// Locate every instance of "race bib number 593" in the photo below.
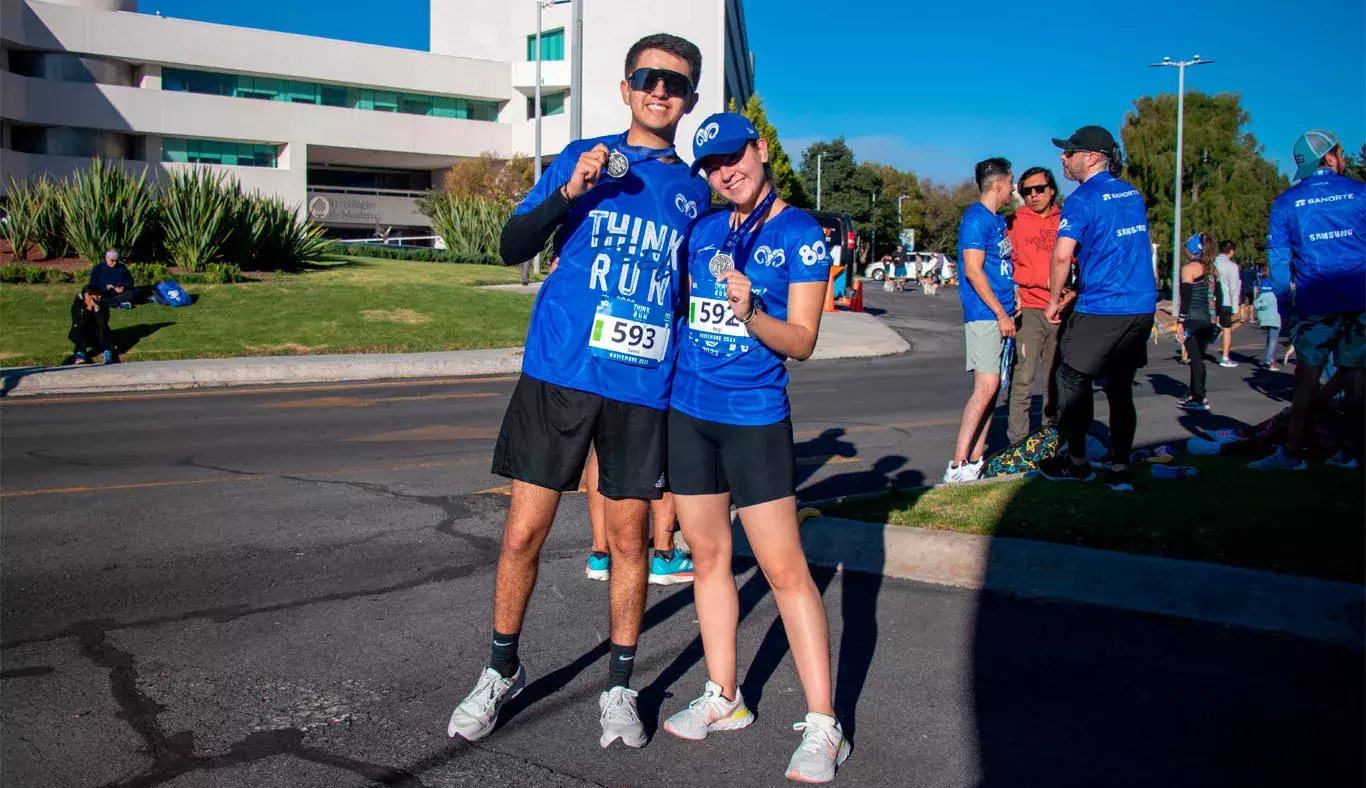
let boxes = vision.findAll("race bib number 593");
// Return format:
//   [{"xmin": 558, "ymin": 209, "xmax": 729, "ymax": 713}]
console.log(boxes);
[{"xmin": 589, "ymin": 298, "xmax": 670, "ymax": 367}]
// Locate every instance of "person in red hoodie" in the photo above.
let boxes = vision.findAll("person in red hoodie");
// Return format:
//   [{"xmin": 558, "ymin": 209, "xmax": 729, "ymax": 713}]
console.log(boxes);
[{"xmin": 1005, "ymin": 167, "xmax": 1072, "ymax": 444}]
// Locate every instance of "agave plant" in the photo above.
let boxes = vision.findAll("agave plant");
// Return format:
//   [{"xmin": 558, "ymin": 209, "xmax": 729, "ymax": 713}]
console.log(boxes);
[
  {"xmin": 31, "ymin": 177, "xmax": 70, "ymax": 259},
  {"xmin": 57, "ymin": 158, "xmax": 153, "ymax": 264},
  {"xmin": 160, "ymin": 167, "xmax": 238, "ymax": 272},
  {"xmin": 232, "ymin": 192, "xmax": 329, "ymax": 270},
  {"xmin": 419, "ymin": 192, "xmax": 511, "ymax": 257},
  {"xmin": 1, "ymin": 177, "xmax": 43, "ymax": 261}
]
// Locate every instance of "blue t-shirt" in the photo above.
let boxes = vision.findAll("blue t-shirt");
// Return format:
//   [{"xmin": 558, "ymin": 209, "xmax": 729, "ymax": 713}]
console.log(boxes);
[
  {"xmin": 1057, "ymin": 171, "xmax": 1157, "ymax": 316},
  {"xmin": 1267, "ymin": 168, "xmax": 1366, "ymax": 317},
  {"xmin": 514, "ymin": 134, "xmax": 711, "ymax": 410},
  {"xmin": 956, "ymin": 202, "xmax": 1015, "ymax": 322},
  {"xmin": 671, "ymin": 207, "xmax": 831, "ymax": 426}
]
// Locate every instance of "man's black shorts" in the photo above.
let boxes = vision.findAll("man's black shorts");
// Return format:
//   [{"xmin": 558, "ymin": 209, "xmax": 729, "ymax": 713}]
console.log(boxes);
[
  {"xmin": 492, "ymin": 374, "xmax": 666, "ymax": 500},
  {"xmin": 1218, "ymin": 306, "xmax": 1235, "ymax": 329},
  {"xmin": 1059, "ymin": 312, "xmax": 1155, "ymax": 378},
  {"xmin": 666, "ymin": 409, "xmax": 794, "ymax": 509}
]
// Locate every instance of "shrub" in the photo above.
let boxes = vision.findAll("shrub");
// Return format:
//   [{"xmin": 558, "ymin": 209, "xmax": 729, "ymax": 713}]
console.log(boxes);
[
  {"xmin": 160, "ymin": 167, "xmax": 238, "ymax": 272},
  {"xmin": 31, "ymin": 177, "xmax": 69, "ymax": 259},
  {"xmin": 178, "ymin": 263, "xmax": 241, "ymax": 284},
  {"xmin": 1, "ymin": 177, "xmax": 44, "ymax": 260},
  {"xmin": 126, "ymin": 262, "xmax": 171, "ymax": 286},
  {"xmin": 417, "ymin": 192, "xmax": 510, "ymax": 258},
  {"xmin": 323, "ymin": 241, "xmax": 501, "ymax": 266},
  {"xmin": 0, "ymin": 265, "xmax": 80, "ymax": 284},
  {"xmin": 57, "ymin": 158, "xmax": 154, "ymax": 264},
  {"xmin": 230, "ymin": 193, "xmax": 330, "ymax": 271}
]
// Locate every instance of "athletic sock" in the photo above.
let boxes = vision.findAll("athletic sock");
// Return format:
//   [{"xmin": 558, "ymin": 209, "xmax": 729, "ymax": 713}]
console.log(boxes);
[
  {"xmin": 655, "ymin": 548, "xmax": 675, "ymax": 563},
  {"xmin": 608, "ymin": 642, "xmax": 636, "ymax": 689},
  {"xmin": 590, "ymin": 550, "xmax": 609, "ymax": 560},
  {"xmin": 489, "ymin": 630, "xmax": 520, "ymax": 679}
]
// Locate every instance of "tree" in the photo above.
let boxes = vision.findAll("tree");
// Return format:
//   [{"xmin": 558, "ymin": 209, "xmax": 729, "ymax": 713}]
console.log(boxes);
[
  {"xmin": 729, "ymin": 94, "xmax": 807, "ymax": 206},
  {"xmin": 797, "ymin": 138, "xmax": 882, "ymax": 259},
  {"xmin": 918, "ymin": 179, "xmax": 979, "ymax": 255},
  {"xmin": 1344, "ymin": 142, "xmax": 1366, "ymax": 182},
  {"xmin": 442, "ymin": 152, "xmax": 535, "ymax": 206},
  {"xmin": 1121, "ymin": 91, "xmax": 1289, "ymax": 272}
]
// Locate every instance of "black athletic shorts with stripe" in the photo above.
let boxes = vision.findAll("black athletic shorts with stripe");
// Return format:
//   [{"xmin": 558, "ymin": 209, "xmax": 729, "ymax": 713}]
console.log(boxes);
[
  {"xmin": 492, "ymin": 374, "xmax": 666, "ymax": 500},
  {"xmin": 666, "ymin": 409, "xmax": 795, "ymax": 509}
]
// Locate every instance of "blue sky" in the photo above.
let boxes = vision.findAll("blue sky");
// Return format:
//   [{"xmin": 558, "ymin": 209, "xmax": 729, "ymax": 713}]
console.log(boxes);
[{"xmin": 148, "ymin": 0, "xmax": 1365, "ymax": 188}]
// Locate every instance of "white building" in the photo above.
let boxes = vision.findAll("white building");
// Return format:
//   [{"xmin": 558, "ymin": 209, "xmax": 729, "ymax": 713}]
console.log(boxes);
[{"xmin": 0, "ymin": 0, "xmax": 754, "ymax": 236}]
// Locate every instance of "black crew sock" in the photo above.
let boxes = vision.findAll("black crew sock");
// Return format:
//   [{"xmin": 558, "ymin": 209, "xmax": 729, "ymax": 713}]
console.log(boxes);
[
  {"xmin": 590, "ymin": 550, "xmax": 609, "ymax": 560},
  {"xmin": 655, "ymin": 548, "xmax": 675, "ymax": 563},
  {"xmin": 490, "ymin": 630, "xmax": 520, "ymax": 679},
  {"xmin": 608, "ymin": 642, "xmax": 636, "ymax": 689}
]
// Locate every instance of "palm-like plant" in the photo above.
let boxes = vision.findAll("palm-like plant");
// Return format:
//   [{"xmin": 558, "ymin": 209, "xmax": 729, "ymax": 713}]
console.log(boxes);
[
  {"xmin": 419, "ymin": 193, "xmax": 511, "ymax": 257},
  {"xmin": 57, "ymin": 158, "xmax": 153, "ymax": 264},
  {"xmin": 232, "ymin": 193, "xmax": 330, "ymax": 270},
  {"xmin": 1, "ymin": 177, "xmax": 43, "ymax": 261},
  {"xmin": 160, "ymin": 167, "xmax": 238, "ymax": 272}
]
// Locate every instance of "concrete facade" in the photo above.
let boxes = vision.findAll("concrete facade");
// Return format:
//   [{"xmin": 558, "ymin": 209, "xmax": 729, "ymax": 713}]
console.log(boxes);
[{"xmin": 0, "ymin": 0, "xmax": 753, "ymax": 234}]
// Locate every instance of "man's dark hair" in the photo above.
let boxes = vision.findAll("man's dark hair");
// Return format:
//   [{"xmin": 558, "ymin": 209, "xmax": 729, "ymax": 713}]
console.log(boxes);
[
  {"xmin": 625, "ymin": 33, "xmax": 702, "ymax": 84},
  {"xmin": 81, "ymin": 284, "xmax": 102, "ymax": 298},
  {"xmin": 974, "ymin": 157, "xmax": 1012, "ymax": 194},
  {"xmin": 1017, "ymin": 166, "xmax": 1059, "ymax": 205},
  {"xmin": 1218, "ymin": 240, "xmax": 1236, "ymax": 254}
]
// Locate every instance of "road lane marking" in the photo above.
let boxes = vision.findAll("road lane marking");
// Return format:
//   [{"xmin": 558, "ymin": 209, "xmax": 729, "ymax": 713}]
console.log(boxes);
[
  {"xmin": 346, "ymin": 425, "xmax": 501, "ymax": 442},
  {"xmin": 1, "ymin": 456, "xmax": 490, "ymax": 499},
  {"xmin": 263, "ymin": 392, "xmax": 499, "ymax": 409},
  {"xmin": 0, "ymin": 375, "xmax": 518, "ymax": 407}
]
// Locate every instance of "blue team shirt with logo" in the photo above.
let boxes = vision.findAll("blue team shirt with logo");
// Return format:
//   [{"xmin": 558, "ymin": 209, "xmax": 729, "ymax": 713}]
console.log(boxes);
[
  {"xmin": 1267, "ymin": 169, "xmax": 1366, "ymax": 316},
  {"xmin": 1057, "ymin": 171, "xmax": 1157, "ymax": 316},
  {"xmin": 514, "ymin": 134, "xmax": 711, "ymax": 410},
  {"xmin": 956, "ymin": 202, "xmax": 1015, "ymax": 322},
  {"xmin": 671, "ymin": 207, "xmax": 831, "ymax": 426}
]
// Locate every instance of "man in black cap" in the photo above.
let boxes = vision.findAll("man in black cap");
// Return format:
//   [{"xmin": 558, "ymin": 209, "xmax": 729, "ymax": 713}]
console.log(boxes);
[{"xmin": 1037, "ymin": 126, "xmax": 1156, "ymax": 491}]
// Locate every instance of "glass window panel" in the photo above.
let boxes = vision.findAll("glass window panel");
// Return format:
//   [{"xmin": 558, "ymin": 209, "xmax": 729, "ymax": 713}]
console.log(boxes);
[
  {"xmin": 162, "ymin": 68, "xmax": 189, "ymax": 92},
  {"xmin": 544, "ymin": 91, "xmax": 566, "ymax": 116},
  {"xmin": 431, "ymin": 96, "xmax": 456, "ymax": 118},
  {"xmin": 372, "ymin": 90, "xmax": 398, "ymax": 112},
  {"xmin": 319, "ymin": 84, "xmax": 347, "ymax": 107},
  {"xmin": 220, "ymin": 145, "xmax": 239, "ymax": 167},
  {"xmin": 399, "ymin": 93, "xmax": 432, "ymax": 116},
  {"xmin": 543, "ymin": 29, "xmax": 565, "ymax": 61},
  {"xmin": 286, "ymin": 81, "xmax": 317, "ymax": 104},
  {"xmin": 162, "ymin": 138, "xmax": 187, "ymax": 163}
]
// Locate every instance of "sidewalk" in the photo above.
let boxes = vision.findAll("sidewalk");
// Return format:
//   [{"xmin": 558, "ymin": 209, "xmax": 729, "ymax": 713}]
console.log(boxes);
[{"xmin": 0, "ymin": 310, "xmax": 906, "ymax": 397}]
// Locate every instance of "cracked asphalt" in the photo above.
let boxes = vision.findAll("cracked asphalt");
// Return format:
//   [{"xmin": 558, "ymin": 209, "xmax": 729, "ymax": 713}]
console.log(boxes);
[{"xmin": 3, "ymin": 289, "xmax": 1362, "ymax": 787}]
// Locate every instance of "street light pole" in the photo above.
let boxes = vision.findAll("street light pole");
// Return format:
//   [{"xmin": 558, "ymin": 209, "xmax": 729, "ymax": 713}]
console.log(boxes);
[
  {"xmin": 1150, "ymin": 54, "xmax": 1214, "ymax": 314},
  {"xmin": 569, "ymin": 0, "xmax": 582, "ymax": 141},
  {"xmin": 870, "ymin": 191, "xmax": 878, "ymax": 261},
  {"xmin": 816, "ymin": 153, "xmax": 823, "ymax": 211}
]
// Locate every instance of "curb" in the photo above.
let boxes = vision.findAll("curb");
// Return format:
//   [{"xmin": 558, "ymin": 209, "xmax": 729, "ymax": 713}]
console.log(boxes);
[{"xmin": 731, "ymin": 515, "xmax": 1365, "ymax": 646}]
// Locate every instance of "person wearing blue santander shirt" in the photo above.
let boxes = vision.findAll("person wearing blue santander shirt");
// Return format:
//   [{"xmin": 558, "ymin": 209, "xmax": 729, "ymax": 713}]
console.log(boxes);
[
  {"xmin": 659, "ymin": 112, "xmax": 850, "ymax": 784},
  {"xmin": 447, "ymin": 33, "xmax": 711, "ymax": 751},
  {"xmin": 943, "ymin": 157, "xmax": 1017, "ymax": 484},
  {"xmin": 1249, "ymin": 129, "xmax": 1366, "ymax": 471},
  {"xmin": 1036, "ymin": 126, "xmax": 1156, "ymax": 492}
]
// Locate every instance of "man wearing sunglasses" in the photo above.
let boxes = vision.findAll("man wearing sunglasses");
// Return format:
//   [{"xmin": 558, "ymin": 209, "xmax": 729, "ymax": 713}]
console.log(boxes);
[
  {"xmin": 1038, "ymin": 126, "xmax": 1156, "ymax": 492},
  {"xmin": 447, "ymin": 33, "xmax": 710, "ymax": 750},
  {"xmin": 1005, "ymin": 166, "xmax": 1066, "ymax": 444}
]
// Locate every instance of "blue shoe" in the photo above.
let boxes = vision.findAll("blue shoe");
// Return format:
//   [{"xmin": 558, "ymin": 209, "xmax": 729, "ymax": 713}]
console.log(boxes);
[
  {"xmin": 73, "ymin": 351, "xmax": 88, "ymax": 365},
  {"xmin": 649, "ymin": 550, "xmax": 694, "ymax": 586},
  {"xmin": 102, "ymin": 350, "xmax": 115, "ymax": 364},
  {"xmin": 585, "ymin": 552, "xmax": 610, "ymax": 581}
]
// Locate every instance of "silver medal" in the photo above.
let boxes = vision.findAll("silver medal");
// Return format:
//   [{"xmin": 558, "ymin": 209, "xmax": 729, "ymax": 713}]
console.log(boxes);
[
  {"xmin": 606, "ymin": 151, "xmax": 630, "ymax": 179},
  {"xmin": 708, "ymin": 252, "xmax": 735, "ymax": 277}
]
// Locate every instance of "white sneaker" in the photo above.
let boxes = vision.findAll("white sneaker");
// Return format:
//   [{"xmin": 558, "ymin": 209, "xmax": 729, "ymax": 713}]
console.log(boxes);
[
  {"xmin": 1247, "ymin": 447, "xmax": 1307, "ymax": 471},
  {"xmin": 447, "ymin": 664, "xmax": 526, "ymax": 741},
  {"xmin": 599, "ymin": 686, "xmax": 647, "ymax": 749},
  {"xmin": 1325, "ymin": 450, "xmax": 1360, "ymax": 469},
  {"xmin": 662, "ymin": 680, "xmax": 755, "ymax": 741},
  {"xmin": 785, "ymin": 712, "xmax": 851, "ymax": 783},
  {"xmin": 941, "ymin": 459, "xmax": 982, "ymax": 484},
  {"xmin": 1218, "ymin": 357, "xmax": 1239, "ymax": 368}
]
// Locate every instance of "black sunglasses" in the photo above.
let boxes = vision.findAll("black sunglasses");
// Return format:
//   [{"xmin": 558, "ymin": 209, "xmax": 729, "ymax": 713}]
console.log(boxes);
[
  {"xmin": 1020, "ymin": 184, "xmax": 1052, "ymax": 196},
  {"xmin": 628, "ymin": 67, "xmax": 694, "ymax": 99}
]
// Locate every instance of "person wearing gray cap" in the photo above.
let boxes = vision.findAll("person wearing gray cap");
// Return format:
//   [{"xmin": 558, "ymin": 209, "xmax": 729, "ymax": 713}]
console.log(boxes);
[
  {"xmin": 1248, "ymin": 129, "xmax": 1366, "ymax": 471},
  {"xmin": 1036, "ymin": 126, "xmax": 1156, "ymax": 492}
]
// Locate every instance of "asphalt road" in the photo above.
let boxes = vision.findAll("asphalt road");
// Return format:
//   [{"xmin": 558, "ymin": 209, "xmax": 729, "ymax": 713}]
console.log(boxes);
[{"xmin": 3, "ymin": 288, "xmax": 1361, "ymax": 787}]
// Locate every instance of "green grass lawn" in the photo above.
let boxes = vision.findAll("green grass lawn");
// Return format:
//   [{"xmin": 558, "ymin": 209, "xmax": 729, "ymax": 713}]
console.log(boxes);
[
  {"xmin": 1, "ymin": 256, "xmax": 539, "ymax": 366},
  {"xmin": 825, "ymin": 457, "xmax": 1365, "ymax": 584}
]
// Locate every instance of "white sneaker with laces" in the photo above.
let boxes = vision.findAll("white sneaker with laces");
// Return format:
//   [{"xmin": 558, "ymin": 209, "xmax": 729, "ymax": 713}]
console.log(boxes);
[
  {"xmin": 447, "ymin": 664, "xmax": 525, "ymax": 741},
  {"xmin": 1247, "ymin": 447, "xmax": 1307, "ymax": 471},
  {"xmin": 662, "ymin": 680, "xmax": 755, "ymax": 741},
  {"xmin": 1219, "ymin": 357, "xmax": 1239, "ymax": 368},
  {"xmin": 785, "ymin": 712, "xmax": 851, "ymax": 783},
  {"xmin": 599, "ymin": 686, "xmax": 647, "ymax": 749},
  {"xmin": 941, "ymin": 459, "xmax": 983, "ymax": 484}
]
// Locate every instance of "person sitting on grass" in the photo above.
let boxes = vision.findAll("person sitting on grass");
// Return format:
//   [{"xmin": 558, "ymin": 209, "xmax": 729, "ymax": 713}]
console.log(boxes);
[
  {"xmin": 70, "ymin": 285, "xmax": 115, "ymax": 365},
  {"xmin": 88, "ymin": 248, "xmax": 146, "ymax": 309}
]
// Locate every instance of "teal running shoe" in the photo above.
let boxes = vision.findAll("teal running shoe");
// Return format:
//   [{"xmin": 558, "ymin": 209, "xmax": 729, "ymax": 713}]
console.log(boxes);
[
  {"xmin": 585, "ymin": 552, "xmax": 610, "ymax": 581},
  {"xmin": 648, "ymin": 550, "xmax": 694, "ymax": 586}
]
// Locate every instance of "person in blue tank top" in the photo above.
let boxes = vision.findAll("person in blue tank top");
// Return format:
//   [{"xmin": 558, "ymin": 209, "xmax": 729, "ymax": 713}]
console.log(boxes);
[
  {"xmin": 943, "ymin": 157, "xmax": 1016, "ymax": 484},
  {"xmin": 1249, "ymin": 129, "xmax": 1366, "ymax": 471},
  {"xmin": 1036, "ymin": 126, "xmax": 1156, "ymax": 492},
  {"xmin": 658, "ymin": 112, "xmax": 850, "ymax": 784},
  {"xmin": 447, "ymin": 33, "xmax": 711, "ymax": 751}
]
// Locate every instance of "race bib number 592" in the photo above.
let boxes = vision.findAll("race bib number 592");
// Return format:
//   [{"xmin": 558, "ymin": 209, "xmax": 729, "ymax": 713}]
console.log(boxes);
[{"xmin": 689, "ymin": 295, "xmax": 749, "ymax": 338}]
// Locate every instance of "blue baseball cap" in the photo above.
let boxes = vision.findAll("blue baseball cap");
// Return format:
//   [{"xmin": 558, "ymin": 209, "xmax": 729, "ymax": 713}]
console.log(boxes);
[
  {"xmin": 1292, "ymin": 129, "xmax": 1340, "ymax": 181},
  {"xmin": 690, "ymin": 112, "xmax": 760, "ymax": 175},
  {"xmin": 1185, "ymin": 234, "xmax": 1203, "ymax": 257}
]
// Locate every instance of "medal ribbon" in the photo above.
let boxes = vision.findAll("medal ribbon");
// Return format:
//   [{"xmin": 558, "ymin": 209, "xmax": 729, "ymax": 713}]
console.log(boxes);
[
  {"xmin": 611, "ymin": 131, "xmax": 676, "ymax": 167},
  {"xmin": 720, "ymin": 187, "xmax": 778, "ymax": 270}
]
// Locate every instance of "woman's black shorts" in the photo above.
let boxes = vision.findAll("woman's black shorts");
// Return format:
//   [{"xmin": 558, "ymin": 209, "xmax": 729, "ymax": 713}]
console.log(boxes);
[{"xmin": 666, "ymin": 409, "xmax": 794, "ymax": 508}]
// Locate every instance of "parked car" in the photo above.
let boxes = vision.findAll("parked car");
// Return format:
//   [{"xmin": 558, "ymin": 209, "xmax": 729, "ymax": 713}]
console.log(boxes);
[{"xmin": 866, "ymin": 251, "xmax": 950, "ymax": 281}]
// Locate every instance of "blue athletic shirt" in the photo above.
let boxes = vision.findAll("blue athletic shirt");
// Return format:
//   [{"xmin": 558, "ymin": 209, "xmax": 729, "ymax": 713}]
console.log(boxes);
[
  {"xmin": 1057, "ymin": 171, "xmax": 1157, "ymax": 316},
  {"xmin": 514, "ymin": 134, "xmax": 711, "ymax": 410},
  {"xmin": 1267, "ymin": 168, "xmax": 1366, "ymax": 317},
  {"xmin": 956, "ymin": 202, "xmax": 1015, "ymax": 322},
  {"xmin": 671, "ymin": 207, "xmax": 831, "ymax": 426}
]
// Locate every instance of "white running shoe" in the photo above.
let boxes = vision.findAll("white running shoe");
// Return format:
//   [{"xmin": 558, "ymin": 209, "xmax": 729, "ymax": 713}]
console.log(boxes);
[
  {"xmin": 1218, "ymin": 357, "xmax": 1239, "ymax": 368},
  {"xmin": 785, "ymin": 712, "xmax": 851, "ymax": 783},
  {"xmin": 447, "ymin": 664, "xmax": 526, "ymax": 741},
  {"xmin": 598, "ymin": 686, "xmax": 647, "ymax": 749},
  {"xmin": 941, "ymin": 459, "xmax": 983, "ymax": 484},
  {"xmin": 662, "ymin": 680, "xmax": 756, "ymax": 741},
  {"xmin": 1247, "ymin": 447, "xmax": 1307, "ymax": 471}
]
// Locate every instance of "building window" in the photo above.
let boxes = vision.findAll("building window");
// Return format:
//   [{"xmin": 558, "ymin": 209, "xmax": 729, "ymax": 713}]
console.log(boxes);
[
  {"xmin": 162, "ymin": 137, "xmax": 279, "ymax": 168},
  {"xmin": 160, "ymin": 67, "xmax": 500, "ymax": 122},
  {"xmin": 526, "ymin": 28, "xmax": 565, "ymax": 61},
  {"xmin": 526, "ymin": 91, "xmax": 567, "ymax": 120},
  {"xmin": 7, "ymin": 124, "xmax": 134, "ymax": 158}
]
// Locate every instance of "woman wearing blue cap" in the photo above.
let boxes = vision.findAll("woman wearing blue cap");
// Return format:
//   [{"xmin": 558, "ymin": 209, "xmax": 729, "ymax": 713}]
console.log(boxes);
[
  {"xmin": 1177, "ymin": 232, "xmax": 1218, "ymax": 410},
  {"xmin": 661, "ymin": 111, "xmax": 850, "ymax": 783}
]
